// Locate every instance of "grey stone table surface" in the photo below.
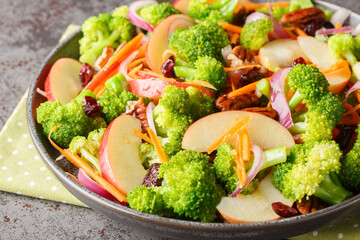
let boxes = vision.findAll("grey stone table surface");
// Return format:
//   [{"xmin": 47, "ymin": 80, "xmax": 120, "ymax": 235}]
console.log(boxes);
[{"xmin": 0, "ymin": 0, "xmax": 359, "ymax": 239}]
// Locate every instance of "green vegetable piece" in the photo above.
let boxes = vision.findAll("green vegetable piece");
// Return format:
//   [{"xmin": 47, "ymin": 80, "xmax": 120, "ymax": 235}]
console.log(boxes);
[
  {"xmin": 138, "ymin": 2, "xmax": 181, "ymax": 27},
  {"xmin": 105, "ymin": 73, "xmax": 129, "ymax": 94},
  {"xmin": 256, "ymin": 78, "xmax": 270, "ymax": 99},
  {"xmin": 240, "ymin": 18, "xmax": 274, "ymax": 51}
]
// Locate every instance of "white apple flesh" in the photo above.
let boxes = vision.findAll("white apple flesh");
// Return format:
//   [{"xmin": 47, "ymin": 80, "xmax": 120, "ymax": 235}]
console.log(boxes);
[
  {"xmin": 44, "ymin": 58, "xmax": 83, "ymax": 104},
  {"xmin": 99, "ymin": 115, "xmax": 147, "ymax": 195},
  {"xmin": 182, "ymin": 111, "xmax": 295, "ymax": 152}
]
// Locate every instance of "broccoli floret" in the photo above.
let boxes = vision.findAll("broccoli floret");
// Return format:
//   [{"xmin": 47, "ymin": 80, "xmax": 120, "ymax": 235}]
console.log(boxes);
[
  {"xmin": 289, "ymin": 0, "xmax": 314, "ymax": 12},
  {"xmin": 272, "ymin": 140, "xmax": 353, "ymax": 205},
  {"xmin": 328, "ymin": 33, "xmax": 358, "ymax": 67},
  {"xmin": 187, "ymin": 0, "xmax": 238, "ymax": 23},
  {"xmin": 127, "ymin": 186, "xmax": 166, "ymax": 215},
  {"xmin": 240, "ymin": 17, "xmax": 274, "ymax": 51},
  {"xmin": 158, "ymin": 150, "xmax": 225, "ymax": 222},
  {"xmin": 174, "ymin": 56, "xmax": 226, "ymax": 90},
  {"xmin": 152, "ymin": 85, "xmax": 214, "ymax": 156},
  {"xmin": 339, "ymin": 125, "xmax": 360, "ymax": 193},
  {"xmin": 36, "ymin": 99, "xmax": 107, "ymax": 148},
  {"xmin": 79, "ymin": 13, "xmax": 135, "ymax": 65},
  {"xmin": 214, "ymin": 143, "xmax": 287, "ymax": 194},
  {"xmin": 69, "ymin": 128, "xmax": 106, "ymax": 173},
  {"xmin": 139, "ymin": 142, "xmax": 161, "ymax": 169},
  {"xmin": 138, "ymin": 3, "xmax": 181, "ymax": 27},
  {"xmin": 168, "ymin": 21, "xmax": 230, "ymax": 66},
  {"xmin": 112, "ymin": 6, "xmax": 128, "ymax": 18}
]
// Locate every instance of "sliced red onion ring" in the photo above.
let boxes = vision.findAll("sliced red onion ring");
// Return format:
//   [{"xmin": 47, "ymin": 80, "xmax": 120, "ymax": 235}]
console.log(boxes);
[
  {"xmin": 245, "ymin": 12, "xmax": 290, "ymax": 39},
  {"xmin": 270, "ymin": 68, "xmax": 294, "ymax": 129},
  {"xmin": 146, "ymin": 101, "xmax": 157, "ymax": 135},
  {"xmin": 330, "ymin": 7, "xmax": 351, "ymax": 26},
  {"xmin": 127, "ymin": 0, "xmax": 157, "ymax": 32},
  {"xmin": 316, "ymin": 26, "xmax": 353, "ymax": 36},
  {"xmin": 78, "ymin": 169, "xmax": 117, "ymax": 202},
  {"xmin": 221, "ymin": 45, "xmax": 233, "ymax": 67},
  {"xmin": 118, "ymin": 50, "xmax": 139, "ymax": 81},
  {"xmin": 230, "ymin": 144, "xmax": 264, "ymax": 197},
  {"xmin": 344, "ymin": 80, "xmax": 360, "ymax": 104}
]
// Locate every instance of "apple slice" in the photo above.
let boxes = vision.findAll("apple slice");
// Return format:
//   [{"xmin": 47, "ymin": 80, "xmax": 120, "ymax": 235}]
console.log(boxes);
[
  {"xmin": 259, "ymin": 39, "xmax": 309, "ymax": 72},
  {"xmin": 44, "ymin": 58, "xmax": 83, "ymax": 104},
  {"xmin": 182, "ymin": 111, "xmax": 295, "ymax": 152},
  {"xmin": 128, "ymin": 79, "xmax": 216, "ymax": 98},
  {"xmin": 146, "ymin": 14, "xmax": 194, "ymax": 74},
  {"xmin": 173, "ymin": 0, "xmax": 190, "ymax": 14},
  {"xmin": 99, "ymin": 115, "xmax": 147, "ymax": 195},
  {"xmin": 217, "ymin": 174, "xmax": 294, "ymax": 223},
  {"xmin": 297, "ymin": 36, "xmax": 337, "ymax": 71}
]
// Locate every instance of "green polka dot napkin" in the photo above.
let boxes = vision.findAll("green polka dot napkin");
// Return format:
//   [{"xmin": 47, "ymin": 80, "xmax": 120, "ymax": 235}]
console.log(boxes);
[{"xmin": 0, "ymin": 25, "xmax": 359, "ymax": 239}]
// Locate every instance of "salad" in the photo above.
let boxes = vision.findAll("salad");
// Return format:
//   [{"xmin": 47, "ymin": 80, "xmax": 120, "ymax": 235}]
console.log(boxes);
[{"xmin": 35, "ymin": 0, "xmax": 360, "ymax": 223}]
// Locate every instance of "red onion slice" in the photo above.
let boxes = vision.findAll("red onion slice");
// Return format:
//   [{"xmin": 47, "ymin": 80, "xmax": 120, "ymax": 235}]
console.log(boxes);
[
  {"xmin": 146, "ymin": 101, "xmax": 157, "ymax": 135},
  {"xmin": 127, "ymin": 0, "xmax": 157, "ymax": 32},
  {"xmin": 316, "ymin": 26, "xmax": 353, "ymax": 36},
  {"xmin": 78, "ymin": 169, "xmax": 118, "ymax": 202},
  {"xmin": 270, "ymin": 68, "xmax": 294, "ymax": 129},
  {"xmin": 245, "ymin": 12, "xmax": 268, "ymax": 24},
  {"xmin": 221, "ymin": 45, "xmax": 233, "ymax": 67},
  {"xmin": 230, "ymin": 144, "xmax": 264, "ymax": 197},
  {"xmin": 245, "ymin": 12, "xmax": 289, "ymax": 39},
  {"xmin": 330, "ymin": 7, "xmax": 351, "ymax": 26},
  {"xmin": 344, "ymin": 80, "xmax": 360, "ymax": 104},
  {"xmin": 119, "ymin": 50, "xmax": 139, "ymax": 81}
]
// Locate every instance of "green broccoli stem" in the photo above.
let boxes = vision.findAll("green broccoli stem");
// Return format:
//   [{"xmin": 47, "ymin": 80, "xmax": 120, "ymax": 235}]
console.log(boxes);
[
  {"xmin": 288, "ymin": 90, "xmax": 303, "ymax": 112},
  {"xmin": 256, "ymin": 78, "xmax": 270, "ymax": 99},
  {"xmin": 174, "ymin": 56, "xmax": 192, "ymax": 67},
  {"xmin": 74, "ymin": 90, "xmax": 97, "ymax": 103},
  {"xmin": 105, "ymin": 73, "xmax": 129, "ymax": 94},
  {"xmin": 291, "ymin": 107, "xmax": 308, "ymax": 123},
  {"xmin": 288, "ymin": 122, "xmax": 307, "ymax": 134},
  {"xmin": 344, "ymin": 51, "xmax": 358, "ymax": 67},
  {"xmin": 258, "ymin": 146, "xmax": 287, "ymax": 172},
  {"xmin": 313, "ymin": 172, "xmax": 353, "ymax": 205},
  {"xmin": 174, "ymin": 66, "xmax": 197, "ymax": 81},
  {"xmin": 208, "ymin": 0, "xmax": 238, "ymax": 22},
  {"xmin": 79, "ymin": 148, "xmax": 101, "ymax": 174}
]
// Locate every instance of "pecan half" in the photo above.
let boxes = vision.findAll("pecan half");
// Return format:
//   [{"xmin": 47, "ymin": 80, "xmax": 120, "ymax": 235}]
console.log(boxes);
[
  {"xmin": 93, "ymin": 46, "xmax": 114, "ymax": 71},
  {"xmin": 296, "ymin": 196, "xmax": 325, "ymax": 215},
  {"xmin": 242, "ymin": 107, "xmax": 278, "ymax": 120},
  {"xmin": 215, "ymin": 93, "xmax": 259, "ymax": 111},
  {"xmin": 127, "ymin": 98, "xmax": 150, "ymax": 134},
  {"xmin": 228, "ymin": 45, "xmax": 258, "ymax": 67},
  {"xmin": 280, "ymin": 7, "xmax": 325, "ymax": 26}
]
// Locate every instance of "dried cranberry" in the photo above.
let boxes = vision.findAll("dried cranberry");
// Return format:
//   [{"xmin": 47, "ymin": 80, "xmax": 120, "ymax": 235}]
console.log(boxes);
[
  {"xmin": 240, "ymin": 67, "xmax": 265, "ymax": 86},
  {"xmin": 335, "ymin": 125, "xmax": 356, "ymax": 151},
  {"xmin": 79, "ymin": 63, "xmax": 94, "ymax": 87},
  {"xmin": 303, "ymin": 18, "xmax": 333, "ymax": 36},
  {"xmin": 143, "ymin": 163, "xmax": 162, "ymax": 187},
  {"xmin": 161, "ymin": 55, "xmax": 176, "ymax": 78},
  {"xmin": 82, "ymin": 96, "xmax": 101, "ymax": 117},
  {"xmin": 118, "ymin": 201, "xmax": 129, "ymax": 207},
  {"xmin": 291, "ymin": 57, "xmax": 306, "ymax": 67},
  {"xmin": 272, "ymin": 202, "xmax": 298, "ymax": 218}
]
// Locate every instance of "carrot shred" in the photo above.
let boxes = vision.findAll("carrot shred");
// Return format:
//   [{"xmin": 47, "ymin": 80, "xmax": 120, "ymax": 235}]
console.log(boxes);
[
  {"xmin": 230, "ymin": 73, "xmax": 238, "ymax": 91},
  {"xmin": 147, "ymin": 128, "xmax": 168, "ymax": 163},
  {"xmin": 134, "ymin": 41, "xmax": 148, "ymax": 60},
  {"xmin": 224, "ymin": 64, "xmax": 262, "ymax": 72},
  {"xmin": 207, "ymin": 115, "xmax": 251, "ymax": 154},
  {"xmin": 132, "ymin": 128, "xmax": 153, "ymax": 144},
  {"xmin": 230, "ymin": 32, "xmax": 240, "ymax": 45},
  {"xmin": 94, "ymin": 84, "xmax": 108, "ymax": 98},
  {"xmin": 344, "ymin": 103, "xmax": 360, "ymax": 116},
  {"xmin": 235, "ymin": 131, "xmax": 247, "ymax": 187},
  {"xmin": 284, "ymin": 28, "xmax": 298, "ymax": 40},
  {"xmin": 242, "ymin": 129, "xmax": 251, "ymax": 162},
  {"xmin": 183, "ymin": 80, "xmax": 217, "ymax": 90},
  {"xmin": 128, "ymin": 64, "xmax": 143, "ymax": 78},
  {"xmin": 286, "ymin": 89, "xmax": 295, "ymax": 102},
  {"xmin": 128, "ymin": 57, "xmax": 146, "ymax": 70},
  {"xmin": 219, "ymin": 22, "xmax": 243, "ymax": 33},
  {"xmin": 355, "ymin": 91, "xmax": 360, "ymax": 103},
  {"xmin": 237, "ymin": 1, "xmax": 290, "ymax": 12},
  {"xmin": 335, "ymin": 21, "xmax": 342, "ymax": 29},
  {"xmin": 344, "ymin": 103, "xmax": 360, "ymax": 123},
  {"xmin": 294, "ymin": 27, "xmax": 308, "ymax": 36},
  {"xmin": 66, "ymin": 172, "xmax": 83, "ymax": 185},
  {"xmin": 48, "ymin": 127, "xmax": 127, "ymax": 202},
  {"xmin": 227, "ymin": 78, "xmax": 267, "ymax": 98}
]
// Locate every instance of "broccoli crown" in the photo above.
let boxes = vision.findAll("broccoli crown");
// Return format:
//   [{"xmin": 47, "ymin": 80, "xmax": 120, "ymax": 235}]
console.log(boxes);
[
  {"xmin": 287, "ymin": 64, "xmax": 330, "ymax": 105},
  {"xmin": 138, "ymin": 3, "xmax": 181, "ymax": 27},
  {"xmin": 153, "ymin": 85, "xmax": 214, "ymax": 156},
  {"xmin": 168, "ymin": 21, "xmax": 230, "ymax": 66},
  {"xmin": 127, "ymin": 186, "xmax": 166, "ymax": 215},
  {"xmin": 79, "ymin": 13, "xmax": 135, "ymax": 65},
  {"xmin": 36, "ymin": 100, "xmax": 107, "ymax": 148},
  {"xmin": 187, "ymin": 0, "xmax": 238, "ymax": 22},
  {"xmin": 272, "ymin": 140, "xmax": 344, "ymax": 203},
  {"xmin": 112, "ymin": 6, "xmax": 128, "ymax": 18},
  {"xmin": 98, "ymin": 89, "xmax": 138, "ymax": 124},
  {"xmin": 158, "ymin": 150, "xmax": 225, "ymax": 222},
  {"xmin": 240, "ymin": 17, "xmax": 273, "ymax": 51},
  {"xmin": 339, "ymin": 125, "xmax": 360, "ymax": 193},
  {"xmin": 139, "ymin": 142, "xmax": 161, "ymax": 169},
  {"xmin": 289, "ymin": 0, "xmax": 314, "ymax": 11},
  {"xmin": 328, "ymin": 33, "xmax": 358, "ymax": 66}
]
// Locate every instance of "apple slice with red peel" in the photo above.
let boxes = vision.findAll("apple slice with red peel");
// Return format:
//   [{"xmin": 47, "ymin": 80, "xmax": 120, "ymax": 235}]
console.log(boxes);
[
  {"xmin": 99, "ymin": 115, "xmax": 147, "ymax": 195},
  {"xmin": 217, "ymin": 174, "xmax": 294, "ymax": 223},
  {"xmin": 128, "ymin": 79, "xmax": 216, "ymax": 98},
  {"xmin": 182, "ymin": 111, "xmax": 295, "ymax": 152},
  {"xmin": 44, "ymin": 58, "xmax": 83, "ymax": 104},
  {"xmin": 146, "ymin": 14, "xmax": 194, "ymax": 74},
  {"xmin": 173, "ymin": 0, "xmax": 190, "ymax": 14}
]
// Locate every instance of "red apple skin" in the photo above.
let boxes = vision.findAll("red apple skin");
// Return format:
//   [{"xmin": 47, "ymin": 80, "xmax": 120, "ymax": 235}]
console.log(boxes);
[
  {"xmin": 128, "ymin": 79, "xmax": 216, "ymax": 99},
  {"xmin": 173, "ymin": 0, "xmax": 190, "ymax": 14},
  {"xmin": 44, "ymin": 74, "xmax": 55, "ymax": 102}
]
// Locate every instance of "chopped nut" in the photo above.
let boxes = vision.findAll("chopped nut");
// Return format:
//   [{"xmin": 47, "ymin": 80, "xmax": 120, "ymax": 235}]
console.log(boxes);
[
  {"xmin": 242, "ymin": 107, "xmax": 278, "ymax": 120},
  {"xmin": 280, "ymin": 7, "xmax": 325, "ymax": 26},
  {"xmin": 215, "ymin": 93, "xmax": 259, "ymax": 111},
  {"xmin": 228, "ymin": 45, "xmax": 258, "ymax": 68},
  {"xmin": 93, "ymin": 46, "xmax": 114, "ymax": 71},
  {"xmin": 296, "ymin": 196, "xmax": 326, "ymax": 215}
]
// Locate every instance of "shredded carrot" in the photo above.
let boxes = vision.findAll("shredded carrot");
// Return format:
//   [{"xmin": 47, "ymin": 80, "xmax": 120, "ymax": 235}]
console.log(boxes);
[
  {"xmin": 128, "ymin": 57, "xmax": 146, "ymax": 69},
  {"xmin": 227, "ymin": 78, "xmax": 266, "ymax": 98},
  {"xmin": 293, "ymin": 102, "xmax": 306, "ymax": 113},
  {"xmin": 267, "ymin": 100, "xmax": 272, "ymax": 108},
  {"xmin": 132, "ymin": 128, "xmax": 153, "ymax": 144},
  {"xmin": 230, "ymin": 32, "xmax": 240, "ymax": 45},
  {"xmin": 344, "ymin": 103, "xmax": 360, "ymax": 123},
  {"xmin": 230, "ymin": 73, "xmax": 238, "ymax": 91},
  {"xmin": 294, "ymin": 27, "xmax": 308, "ymax": 37},
  {"xmin": 355, "ymin": 91, "xmax": 360, "ymax": 103},
  {"xmin": 335, "ymin": 21, "xmax": 342, "ymax": 29},
  {"xmin": 344, "ymin": 103, "xmax": 360, "ymax": 116},
  {"xmin": 66, "ymin": 172, "xmax": 83, "ymax": 185},
  {"xmin": 183, "ymin": 80, "xmax": 217, "ymax": 90},
  {"xmin": 286, "ymin": 89, "xmax": 295, "ymax": 102},
  {"xmin": 219, "ymin": 22, "xmax": 243, "ymax": 33},
  {"xmin": 94, "ymin": 84, "xmax": 108, "ymax": 98},
  {"xmin": 284, "ymin": 28, "xmax": 298, "ymax": 40},
  {"xmin": 134, "ymin": 41, "xmax": 148, "ymax": 60},
  {"xmin": 242, "ymin": 129, "xmax": 251, "ymax": 162},
  {"xmin": 128, "ymin": 64, "xmax": 143, "ymax": 79},
  {"xmin": 147, "ymin": 128, "xmax": 168, "ymax": 163},
  {"xmin": 207, "ymin": 115, "xmax": 251, "ymax": 154},
  {"xmin": 237, "ymin": 1, "xmax": 290, "ymax": 12},
  {"xmin": 224, "ymin": 64, "xmax": 262, "ymax": 72},
  {"xmin": 48, "ymin": 127, "xmax": 126, "ymax": 202},
  {"xmin": 235, "ymin": 131, "xmax": 247, "ymax": 187}
]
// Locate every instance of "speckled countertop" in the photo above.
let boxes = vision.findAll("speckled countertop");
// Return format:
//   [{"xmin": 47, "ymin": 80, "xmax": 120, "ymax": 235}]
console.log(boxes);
[{"xmin": 0, "ymin": 0, "xmax": 359, "ymax": 239}]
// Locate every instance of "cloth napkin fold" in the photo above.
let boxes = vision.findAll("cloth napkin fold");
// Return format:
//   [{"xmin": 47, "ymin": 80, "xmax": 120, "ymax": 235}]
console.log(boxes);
[{"xmin": 0, "ymin": 25, "xmax": 359, "ymax": 240}]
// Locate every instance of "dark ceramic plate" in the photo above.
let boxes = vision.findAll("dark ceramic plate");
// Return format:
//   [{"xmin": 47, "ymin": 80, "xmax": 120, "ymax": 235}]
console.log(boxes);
[{"xmin": 27, "ymin": 1, "xmax": 360, "ymax": 239}]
